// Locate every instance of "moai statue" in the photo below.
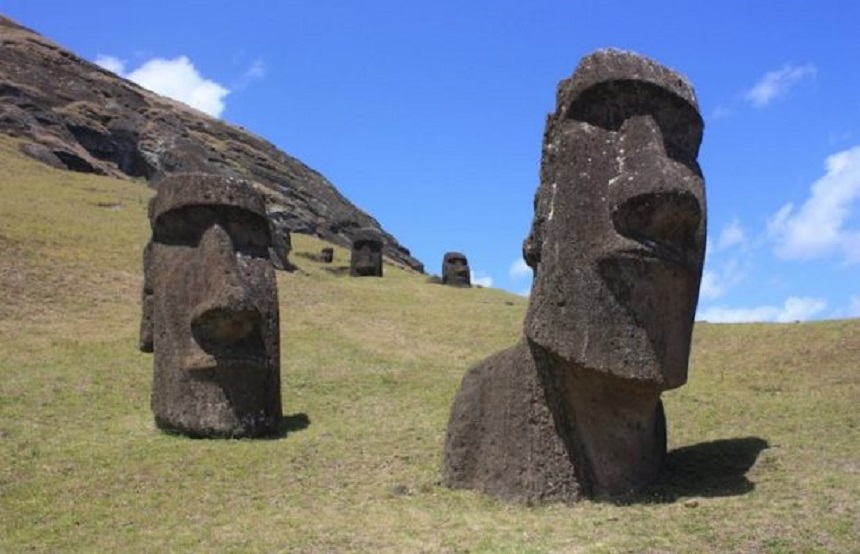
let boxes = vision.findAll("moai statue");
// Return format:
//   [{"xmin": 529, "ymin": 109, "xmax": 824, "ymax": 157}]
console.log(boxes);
[
  {"xmin": 139, "ymin": 173, "xmax": 282, "ymax": 438},
  {"xmin": 268, "ymin": 222, "xmax": 294, "ymax": 271},
  {"xmin": 320, "ymin": 247, "xmax": 334, "ymax": 263},
  {"xmin": 443, "ymin": 50, "xmax": 706, "ymax": 504},
  {"xmin": 350, "ymin": 227, "xmax": 383, "ymax": 277},
  {"xmin": 441, "ymin": 252, "xmax": 471, "ymax": 287}
]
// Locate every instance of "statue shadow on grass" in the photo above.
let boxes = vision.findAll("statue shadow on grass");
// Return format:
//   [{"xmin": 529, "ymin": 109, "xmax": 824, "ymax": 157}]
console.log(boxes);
[
  {"xmin": 273, "ymin": 413, "xmax": 311, "ymax": 438},
  {"xmin": 636, "ymin": 436, "xmax": 769, "ymax": 503},
  {"xmin": 261, "ymin": 412, "xmax": 311, "ymax": 440}
]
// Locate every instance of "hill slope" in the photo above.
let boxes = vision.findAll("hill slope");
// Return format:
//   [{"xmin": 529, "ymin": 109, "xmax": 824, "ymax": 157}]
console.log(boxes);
[
  {"xmin": 0, "ymin": 14, "xmax": 423, "ymax": 271},
  {"xmin": 0, "ymin": 138, "xmax": 857, "ymax": 552}
]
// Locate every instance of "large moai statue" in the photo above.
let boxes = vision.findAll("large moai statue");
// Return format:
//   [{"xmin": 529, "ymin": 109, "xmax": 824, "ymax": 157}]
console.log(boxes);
[
  {"xmin": 139, "ymin": 173, "xmax": 282, "ymax": 438},
  {"xmin": 442, "ymin": 50, "xmax": 706, "ymax": 504},
  {"xmin": 441, "ymin": 252, "xmax": 471, "ymax": 287},
  {"xmin": 350, "ymin": 227, "xmax": 384, "ymax": 277}
]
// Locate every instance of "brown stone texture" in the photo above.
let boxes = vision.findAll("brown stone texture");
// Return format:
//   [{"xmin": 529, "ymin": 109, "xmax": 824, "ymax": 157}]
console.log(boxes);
[
  {"xmin": 443, "ymin": 49, "xmax": 706, "ymax": 503},
  {"xmin": 441, "ymin": 252, "xmax": 471, "ymax": 287},
  {"xmin": 0, "ymin": 15, "xmax": 423, "ymax": 272},
  {"xmin": 320, "ymin": 247, "xmax": 334, "ymax": 263},
  {"xmin": 350, "ymin": 227, "xmax": 383, "ymax": 277},
  {"xmin": 140, "ymin": 173, "xmax": 282, "ymax": 438}
]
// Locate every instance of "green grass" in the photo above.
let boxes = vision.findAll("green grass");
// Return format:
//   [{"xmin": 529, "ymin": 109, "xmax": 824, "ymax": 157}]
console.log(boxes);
[{"xmin": 1, "ymin": 135, "xmax": 857, "ymax": 553}]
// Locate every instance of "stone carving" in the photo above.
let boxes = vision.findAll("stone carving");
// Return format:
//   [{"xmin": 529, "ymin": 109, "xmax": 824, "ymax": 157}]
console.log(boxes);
[
  {"xmin": 442, "ymin": 50, "xmax": 706, "ymax": 504},
  {"xmin": 268, "ymin": 211, "xmax": 294, "ymax": 271},
  {"xmin": 441, "ymin": 252, "xmax": 471, "ymax": 287},
  {"xmin": 350, "ymin": 227, "xmax": 383, "ymax": 277},
  {"xmin": 139, "ymin": 173, "xmax": 282, "ymax": 438},
  {"xmin": 320, "ymin": 247, "xmax": 334, "ymax": 263}
]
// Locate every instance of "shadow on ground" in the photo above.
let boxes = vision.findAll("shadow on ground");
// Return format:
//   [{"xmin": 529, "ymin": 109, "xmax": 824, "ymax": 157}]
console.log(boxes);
[
  {"xmin": 639, "ymin": 436, "xmax": 769, "ymax": 503},
  {"xmin": 278, "ymin": 412, "xmax": 311, "ymax": 436}
]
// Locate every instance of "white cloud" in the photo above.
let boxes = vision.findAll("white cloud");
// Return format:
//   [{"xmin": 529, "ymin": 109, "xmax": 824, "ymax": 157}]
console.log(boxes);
[
  {"xmin": 700, "ymin": 259, "xmax": 746, "ymax": 301},
  {"xmin": 234, "ymin": 59, "xmax": 266, "ymax": 91},
  {"xmin": 244, "ymin": 59, "xmax": 266, "ymax": 79},
  {"xmin": 710, "ymin": 105, "xmax": 734, "ymax": 121},
  {"xmin": 94, "ymin": 54, "xmax": 230, "ymax": 118},
  {"xmin": 95, "ymin": 54, "xmax": 126, "ymax": 74},
  {"xmin": 508, "ymin": 258, "xmax": 532, "ymax": 280},
  {"xmin": 850, "ymin": 295, "xmax": 860, "ymax": 317},
  {"xmin": 471, "ymin": 271, "xmax": 493, "ymax": 288},
  {"xmin": 716, "ymin": 218, "xmax": 746, "ymax": 251},
  {"xmin": 697, "ymin": 296, "xmax": 826, "ymax": 323},
  {"xmin": 767, "ymin": 145, "xmax": 860, "ymax": 263},
  {"xmin": 743, "ymin": 63, "xmax": 816, "ymax": 108}
]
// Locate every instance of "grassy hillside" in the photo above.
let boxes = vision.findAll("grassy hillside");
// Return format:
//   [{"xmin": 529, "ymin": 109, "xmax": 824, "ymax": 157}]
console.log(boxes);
[{"xmin": 1, "ymin": 134, "xmax": 857, "ymax": 553}]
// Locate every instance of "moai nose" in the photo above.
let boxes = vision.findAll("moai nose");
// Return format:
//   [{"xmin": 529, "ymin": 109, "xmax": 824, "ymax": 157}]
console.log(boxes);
[
  {"xmin": 609, "ymin": 116, "xmax": 703, "ymax": 259},
  {"xmin": 191, "ymin": 225, "xmax": 262, "ymax": 347}
]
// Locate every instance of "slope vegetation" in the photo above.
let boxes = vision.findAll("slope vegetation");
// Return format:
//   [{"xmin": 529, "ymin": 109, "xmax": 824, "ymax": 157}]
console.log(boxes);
[{"xmin": 1, "ymin": 136, "xmax": 857, "ymax": 552}]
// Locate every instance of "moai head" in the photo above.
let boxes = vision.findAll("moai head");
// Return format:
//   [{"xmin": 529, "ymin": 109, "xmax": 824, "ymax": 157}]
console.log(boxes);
[
  {"xmin": 139, "ymin": 173, "xmax": 282, "ymax": 437},
  {"xmin": 320, "ymin": 247, "xmax": 334, "ymax": 263},
  {"xmin": 523, "ymin": 50, "xmax": 706, "ymax": 391},
  {"xmin": 350, "ymin": 227, "xmax": 383, "ymax": 277},
  {"xmin": 441, "ymin": 252, "xmax": 471, "ymax": 287}
]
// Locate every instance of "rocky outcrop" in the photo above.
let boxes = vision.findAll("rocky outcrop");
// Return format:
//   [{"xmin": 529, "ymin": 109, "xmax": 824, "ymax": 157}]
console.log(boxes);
[{"xmin": 0, "ymin": 15, "xmax": 423, "ymax": 271}]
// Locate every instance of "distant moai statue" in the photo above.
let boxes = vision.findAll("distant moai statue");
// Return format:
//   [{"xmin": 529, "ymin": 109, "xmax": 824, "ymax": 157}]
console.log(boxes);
[
  {"xmin": 441, "ymin": 252, "xmax": 471, "ymax": 287},
  {"xmin": 443, "ymin": 50, "xmax": 707, "ymax": 504},
  {"xmin": 320, "ymin": 247, "xmax": 334, "ymax": 263},
  {"xmin": 350, "ymin": 227, "xmax": 383, "ymax": 277},
  {"xmin": 269, "ymin": 225, "xmax": 294, "ymax": 271},
  {"xmin": 139, "ymin": 173, "xmax": 282, "ymax": 438}
]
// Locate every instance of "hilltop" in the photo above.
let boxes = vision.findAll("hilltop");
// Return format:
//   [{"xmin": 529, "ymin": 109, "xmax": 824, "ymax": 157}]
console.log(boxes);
[{"xmin": 0, "ymin": 15, "xmax": 423, "ymax": 271}]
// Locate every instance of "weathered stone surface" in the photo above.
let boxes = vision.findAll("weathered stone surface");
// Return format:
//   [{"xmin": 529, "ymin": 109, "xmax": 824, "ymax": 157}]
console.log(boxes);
[
  {"xmin": 443, "ymin": 49, "xmax": 706, "ymax": 503},
  {"xmin": 140, "ymin": 173, "xmax": 282, "ymax": 438},
  {"xmin": 350, "ymin": 227, "xmax": 383, "ymax": 277},
  {"xmin": 441, "ymin": 252, "xmax": 471, "ymax": 287},
  {"xmin": 0, "ymin": 15, "xmax": 424, "ymax": 272},
  {"xmin": 320, "ymin": 247, "xmax": 334, "ymax": 263}
]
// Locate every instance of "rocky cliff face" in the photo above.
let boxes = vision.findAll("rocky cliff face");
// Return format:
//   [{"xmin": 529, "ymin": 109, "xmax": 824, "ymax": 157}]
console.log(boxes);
[{"xmin": 0, "ymin": 15, "xmax": 423, "ymax": 272}]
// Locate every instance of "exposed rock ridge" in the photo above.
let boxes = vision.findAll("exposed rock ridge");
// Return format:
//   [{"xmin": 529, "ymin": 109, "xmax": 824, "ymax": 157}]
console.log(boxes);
[{"xmin": 0, "ymin": 14, "xmax": 423, "ymax": 271}]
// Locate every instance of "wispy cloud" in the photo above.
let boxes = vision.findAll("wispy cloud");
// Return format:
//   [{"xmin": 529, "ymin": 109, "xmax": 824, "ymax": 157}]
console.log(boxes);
[
  {"xmin": 95, "ymin": 54, "xmax": 230, "ymax": 118},
  {"xmin": 95, "ymin": 54, "xmax": 125, "ymax": 75},
  {"xmin": 471, "ymin": 271, "xmax": 493, "ymax": 288},
  {"xmin": 767, "ymin": 144, "xmax": 860, "ymax": 263},
  {"xmin": 743, "ymin": 63, "xmax": 816, "ymax": 108},
  {"xmin": 700, "ymin": 259, "xmax": 747, "ymax": 301},
  {"xmin": 697, "ymin": 296, "xmax": 827, "ymax": 323},
  {"xmin": 508, "ymin": 258, "xmax": 531, "ymax": 280},
  {"xmin": 716, "ymin": 218, "xmax": 747, "ymax": 251},
  {"xmin": 233, "ymin": 59, "xmax": 266, "ymax": 91}
]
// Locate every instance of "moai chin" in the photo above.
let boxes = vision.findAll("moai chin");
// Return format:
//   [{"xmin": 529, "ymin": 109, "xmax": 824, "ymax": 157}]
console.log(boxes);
[
  {"xmin": 139, "ymin": 173, "xmax": 282, "ymax": 438},
  {"xmin": 443, "ymin": 50, "xmax": 706, "ymax": 504},
  {"xmin": 441, "ymin": 252, "xmax": 471, "ymax": 287},
  {"xmin": 350, "ymin": 227, "xmax": 383, "ymax": 277}
]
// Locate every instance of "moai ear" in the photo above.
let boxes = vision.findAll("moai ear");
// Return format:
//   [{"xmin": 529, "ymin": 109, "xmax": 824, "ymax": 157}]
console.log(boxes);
[{"xmin": 139, "ymin": 241, "xmax": 154, "ymax": 353}]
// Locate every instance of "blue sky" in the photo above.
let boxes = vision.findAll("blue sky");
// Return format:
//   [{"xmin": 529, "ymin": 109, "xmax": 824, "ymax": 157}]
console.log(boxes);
[{"xmin": 5, "ymin": 1, "xmax": 859, "ymax": 321}]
